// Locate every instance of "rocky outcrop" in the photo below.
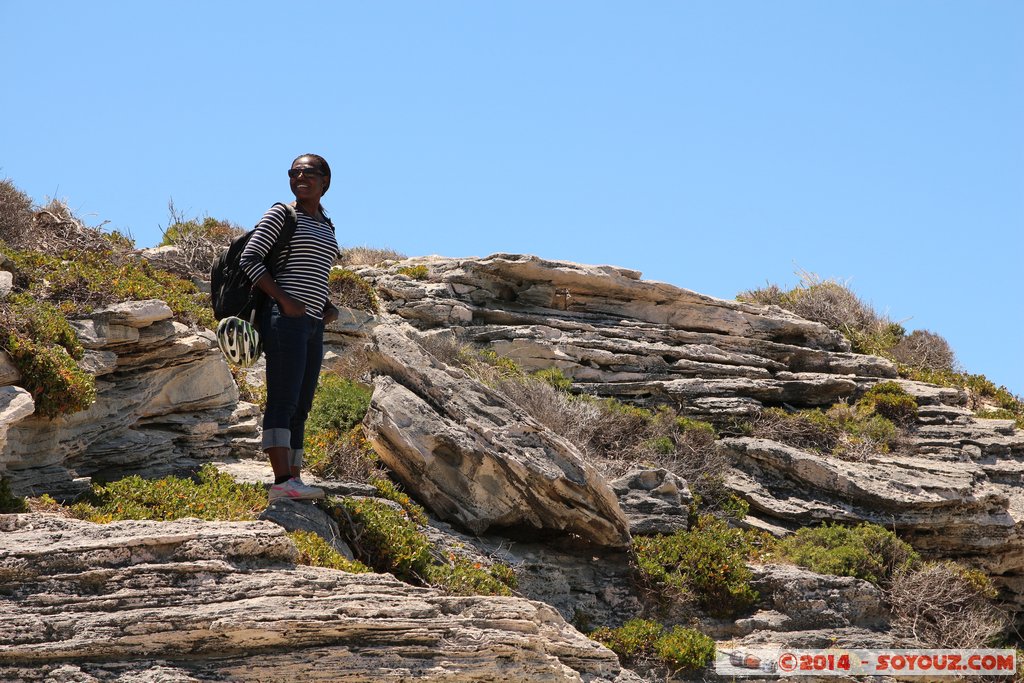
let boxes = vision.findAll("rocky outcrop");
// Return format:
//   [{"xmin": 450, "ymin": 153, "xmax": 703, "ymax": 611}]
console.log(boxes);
[
  {"xmin": 0, "ymin": 513, "xmax": 641, "ymax": 683},
  {"xmin": 356, "ymin": 255, "xmax": 898, "ymax": 424},
  {"xmin": 364, "ymin": 324, "xmax": 631, "ymax": 548},
  {"xmin": 0, "ymin": 300, "xmax": 260, "ymax": 498}
]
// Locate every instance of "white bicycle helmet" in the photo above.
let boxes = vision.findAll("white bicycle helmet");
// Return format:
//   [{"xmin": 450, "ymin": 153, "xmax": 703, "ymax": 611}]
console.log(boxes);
[{"xmin": 216, "ymin": 316, "xmax": 262, "ymax": 367}]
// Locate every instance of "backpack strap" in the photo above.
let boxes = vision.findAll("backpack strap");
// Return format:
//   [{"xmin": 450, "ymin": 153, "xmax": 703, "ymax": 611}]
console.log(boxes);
[{"xmin": 265, "ymin": 202, "xmax": 298, "ymax": 276}]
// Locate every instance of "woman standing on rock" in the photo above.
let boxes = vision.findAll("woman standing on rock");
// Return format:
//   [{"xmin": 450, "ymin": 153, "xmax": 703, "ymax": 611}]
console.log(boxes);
[{"xmin": 240, "ymin": 153, "xmax": 341, "ymax": 501}]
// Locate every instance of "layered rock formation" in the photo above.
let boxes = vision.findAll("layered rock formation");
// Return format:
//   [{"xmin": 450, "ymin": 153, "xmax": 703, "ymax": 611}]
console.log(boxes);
[
  {"xmin": 364, "ymin": 324, "xmax": 631, "ymax": 548},
  {"xmin": 353, "ymin": 254, "xmax": 1024, "ymax": 606},
  {"xmin": 0, "ymin": 514, "xmax": 640, "ymax": 683},
  {"xmin": 0, "ymin": 300, "xmax": 260, "ymax": 499},
  {"xmin": 2, "ymin": 251, "xmax": 1022, "ymax": 680}
]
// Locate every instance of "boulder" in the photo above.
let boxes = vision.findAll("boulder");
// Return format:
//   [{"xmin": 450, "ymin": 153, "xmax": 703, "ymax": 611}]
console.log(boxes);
[{"xmin": 363, "ymin": 325, "xmax": 631, "ymax": 548}]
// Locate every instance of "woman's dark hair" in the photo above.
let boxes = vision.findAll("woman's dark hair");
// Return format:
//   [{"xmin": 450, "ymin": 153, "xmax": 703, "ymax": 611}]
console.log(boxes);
[{"xmin": 292, "ymin": 153, "xmax": 331, "ymax": 195}]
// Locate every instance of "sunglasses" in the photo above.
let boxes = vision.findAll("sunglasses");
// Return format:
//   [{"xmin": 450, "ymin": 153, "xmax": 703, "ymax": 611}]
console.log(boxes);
[{"xmin": 288, "ymin": 167, "xmax": 324, "ymax": 179}]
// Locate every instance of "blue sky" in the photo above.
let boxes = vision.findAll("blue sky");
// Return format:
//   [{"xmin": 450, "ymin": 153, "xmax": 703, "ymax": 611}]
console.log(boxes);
[{"xmin": 3, "ymin": 2, "xmax": 1022, "ymax": 396}]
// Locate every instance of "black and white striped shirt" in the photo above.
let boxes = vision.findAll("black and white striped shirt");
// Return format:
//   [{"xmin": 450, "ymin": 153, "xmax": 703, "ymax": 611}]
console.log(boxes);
[{"xmin": 239, "ymin": 203, "xmax": 339, "ymax": 319}]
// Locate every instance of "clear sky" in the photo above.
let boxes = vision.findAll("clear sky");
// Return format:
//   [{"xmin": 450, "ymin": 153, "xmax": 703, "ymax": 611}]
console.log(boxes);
[{"xmin": 3, "ymin": 1, "xmax": 1022, "ymax": 396}]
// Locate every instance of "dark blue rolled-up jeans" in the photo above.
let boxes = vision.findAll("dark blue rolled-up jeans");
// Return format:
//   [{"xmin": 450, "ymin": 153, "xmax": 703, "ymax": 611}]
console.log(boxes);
[{"xmin": 260, "ymin": 302, "xmax": 324, "ymax": 453}]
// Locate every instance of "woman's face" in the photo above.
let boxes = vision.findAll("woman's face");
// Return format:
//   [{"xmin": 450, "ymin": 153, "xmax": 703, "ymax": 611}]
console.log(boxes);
[{"xmin": 289, "ymin": 156, "xmax": 328, "ymax": 202}]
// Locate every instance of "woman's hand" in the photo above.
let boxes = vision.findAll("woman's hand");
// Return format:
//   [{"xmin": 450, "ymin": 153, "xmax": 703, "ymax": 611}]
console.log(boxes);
[
  {"xmin": 324, "ymin": 304, "xmax": 340, "ymax": 325},
  {"xmin": 278, "ymin": 296, "xmax": 307, "ymax": 318}
]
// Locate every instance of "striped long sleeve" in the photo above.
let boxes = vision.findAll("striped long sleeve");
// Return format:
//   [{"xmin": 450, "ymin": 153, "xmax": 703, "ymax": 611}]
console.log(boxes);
[{"xmin": 239, "ymin": 203, "xmax": 339, "ymax": 319}]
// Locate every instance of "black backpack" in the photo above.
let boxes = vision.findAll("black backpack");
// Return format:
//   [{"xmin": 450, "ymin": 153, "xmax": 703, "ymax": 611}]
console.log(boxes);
[{"xmin": 210, "ymin": 202, "xmax": 298, "ymax": 326}]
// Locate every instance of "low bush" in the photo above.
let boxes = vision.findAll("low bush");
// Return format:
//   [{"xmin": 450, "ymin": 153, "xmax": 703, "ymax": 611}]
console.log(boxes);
[
  {"xmin": 776, "ymin": 522, "xmax": 919, "ymax": 587},
  {"xmin": 0, "ymin": 178, "xmax": 34, "ymax": 245},
  {"xmin": 1, "ymin": 191, "xmax": 134, "ymax": 258},
  {"xmin": 328, "ymin": 268, "xmax": 379, "ymax": 312},
  {"xmin": 305, "ymin": 426, "xmax": 384, "ymax": 483},
  {"xmin": 371, "ymin": 476, "xmax": 429, "ymax": 526},
  {"xmin": 422, "ymin": 555, "xmax": 517, "ymax": 596},
  {"xmin": 288, "ymin": 530, "xmax": 371, "ymax": 574},
  {"xmin": 632, "ymin": 515, "xmax": 759, "ymax": 616},
  {"xmin": 338, "ymin": 246, "xmax": 405, "ymax": 267},
  {"xmin": 857, "ymin": 381, "xmax": 918, "ymax": 426},
  {"xmin": 0, "ymin": 293, "xmax": 96, "ymax": 418},
  {"xmin": 157, "ymin": 204, "xmax": 245, "ymax": 279},
  {"xmin": 0, "ymin": 477, "xmax": 28, "ymax": 513},
  {"xmin": 70, "ymin": 464, "xmax": 266, "ymax": 523},
  {"xmin": 591, "ymin": 618, "xmax": 715, "ymax": 675},
  {"xmin": 890, "ymin": 329, "xmax": 958, "ymax": 373},
  {"xmin": 532, "ymin": 367, "xmax": 573, "ymax": 391},
  {"xmin": 396, "ymin": 264, "xmax": 429, "ymax": 280},
  {"xmin": 1, "ymin": 244, "xmax": 213, "ymax": 327},
  {"xmin": 738, "ymin": 271, "xmax": 896, "ymax": 355},
  {"xmin": 327, "ymin": 496, "xmax": 433, "ymax": 580},
  {"xmin": 306, "ymin": 373, "xmax": 372, "ymax": 435},
  {"xmin": 323, "ymin": 495, "xmax": 517, "ymax": 596},
  {"xmin": 888, "ymin": 561, "xmax": 1006, "ymax": 648},
  {"xmin": 751, "ymin": 400, "xmax": 904, "ymax": 460}
]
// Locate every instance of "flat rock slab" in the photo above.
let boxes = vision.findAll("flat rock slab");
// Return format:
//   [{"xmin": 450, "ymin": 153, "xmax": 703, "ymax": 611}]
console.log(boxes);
[{"xmin": 0, "ymin": 514, "xmax": 640, "ymax": 683}]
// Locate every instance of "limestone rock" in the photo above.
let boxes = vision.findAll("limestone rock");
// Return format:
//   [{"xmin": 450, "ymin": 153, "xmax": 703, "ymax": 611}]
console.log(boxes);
[
  {"xmin": 0, "ymin": 514, "xmax": 641, "ymax": 683},
  {"xmin": 363, "ymin": 324, "xmax": 631, "ymax": 548},
  {"xmin": 0, "ymin": 351, "xmax": 17, "ymax": 386},
  {"xmin": 92, "ymin": 299, "xmax": 174, "ymax": 328},
  {"xmin": 0, "ymin": 386, "xmax": 34, "ymax": 462},
  {"xmin": 611, "ymin": 468, "xmax": 692, "ymax": 536},
  {"xmin": 259, "ymin": 498, "xmax": 355, "ymax": 560},
  {"xmin": 1, "ymin": 305, "xmax": 254, "ymax": 496},
  {"xmin": 0, "ymin": 270, "xmax": 12, "ymax": 298}
]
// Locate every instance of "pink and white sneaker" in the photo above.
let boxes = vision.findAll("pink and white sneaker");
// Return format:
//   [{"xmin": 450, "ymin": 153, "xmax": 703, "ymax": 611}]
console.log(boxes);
[{"xmin": 269, "ymin": 477, "xmax": 324, "ymax": 502}]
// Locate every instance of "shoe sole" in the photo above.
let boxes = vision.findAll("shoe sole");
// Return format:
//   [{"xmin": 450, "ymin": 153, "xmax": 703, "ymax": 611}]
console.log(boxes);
[{"xmin": 268, "ymin": 490, "xmax": 325, "ymax": 502}]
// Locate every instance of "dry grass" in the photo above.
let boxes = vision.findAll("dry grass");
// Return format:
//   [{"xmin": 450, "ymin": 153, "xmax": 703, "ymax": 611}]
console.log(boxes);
[
  {"xmin": 417, "ymin": 334, "xmax": 729, "ymax": 504},
  {"xmin": 338, "ymin": 245, "xmax": 406, "ymax": 267},
  {"xmin": 0, "ymin": 189, "xmax": 134, "ymax": 261},
  {"xmin": 888, "ymin": 561, "xmax": 1006, "ymax": 648},
  {"xmin": 890, "ymin": 329, "xmax": 959, "ymax": 373},
  {"xmin": 0, "ymin": 179, "xmax": 34, "ymax": 246}
]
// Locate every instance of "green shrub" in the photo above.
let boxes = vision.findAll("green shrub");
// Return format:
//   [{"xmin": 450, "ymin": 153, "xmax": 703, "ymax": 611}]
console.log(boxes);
[
  {"xmin": 901, "ymin": 367, "xmax": 1024, "ymax": 429},
  {"xmin": 326, "ymin": 497, "xmax": 433, "ymax": 581},
  {"xmin": 0, "ymin": 477, "xmax": 28, "ymax": 513},
  {"xmin": 306, "ymin": 373, "xmax": 372, "ymax": 435},
  {"xmin": 0, "ymin": 293, "xmax": 96, "ymax": 418},
  {"xmin": 1, "ymin": 245, "xmax": 213, "ymax": 327},
  {"xmin": 397, "ymin": 264, "xmax": 429, "ymax": 280},
  {"xmin": 160, "ymin": 214, "xmax": 243, "ymax": 246},
  {"xmin": 288, "ymin": 530, "xmax": 371, "ymax": 573},
  {"xmin": 592, "ymin": 619, "xmax": 715, "ymax": 675},
  {"xmin": 752, "ymin": 403, "xmax": 902, "ymax": 459},
  {"xmin": 70, "ymin": 464, "xmax": 266, "ymax": 523},
  {"xmin": 305, "ymin": 425, "xmax": 384, "ymax": 483},
  {"xmin": 371, "ymin": 477, "xmax": 428, "ymax": 526},
  {"xmin": 857, "ymin": 381, "xmax": 918, "ymax": 426},
  {"xmin": 422, "ymin": 555, "xmax": 517, "ymax": 596},
  {"xmin": 592, "ymin": 619, "xmax": 663, "ymax": 661},
  {"xmin": 633, "ymin": 515, "xmax": 759, "ymax": 616},
  {"xmin": 328, "ymin": 268, "xmax": 379, "ymax": 312},
  {"xmin": 653, "ymin": 625, "xmax": 717, "ymax": 673},
  {"xmin": 776, "ymin": 522, "xmax": 919, "ymax": 586},
  {"xmin": 532, "ymin": 367, "xmax": 572, "ymax": 391}
]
